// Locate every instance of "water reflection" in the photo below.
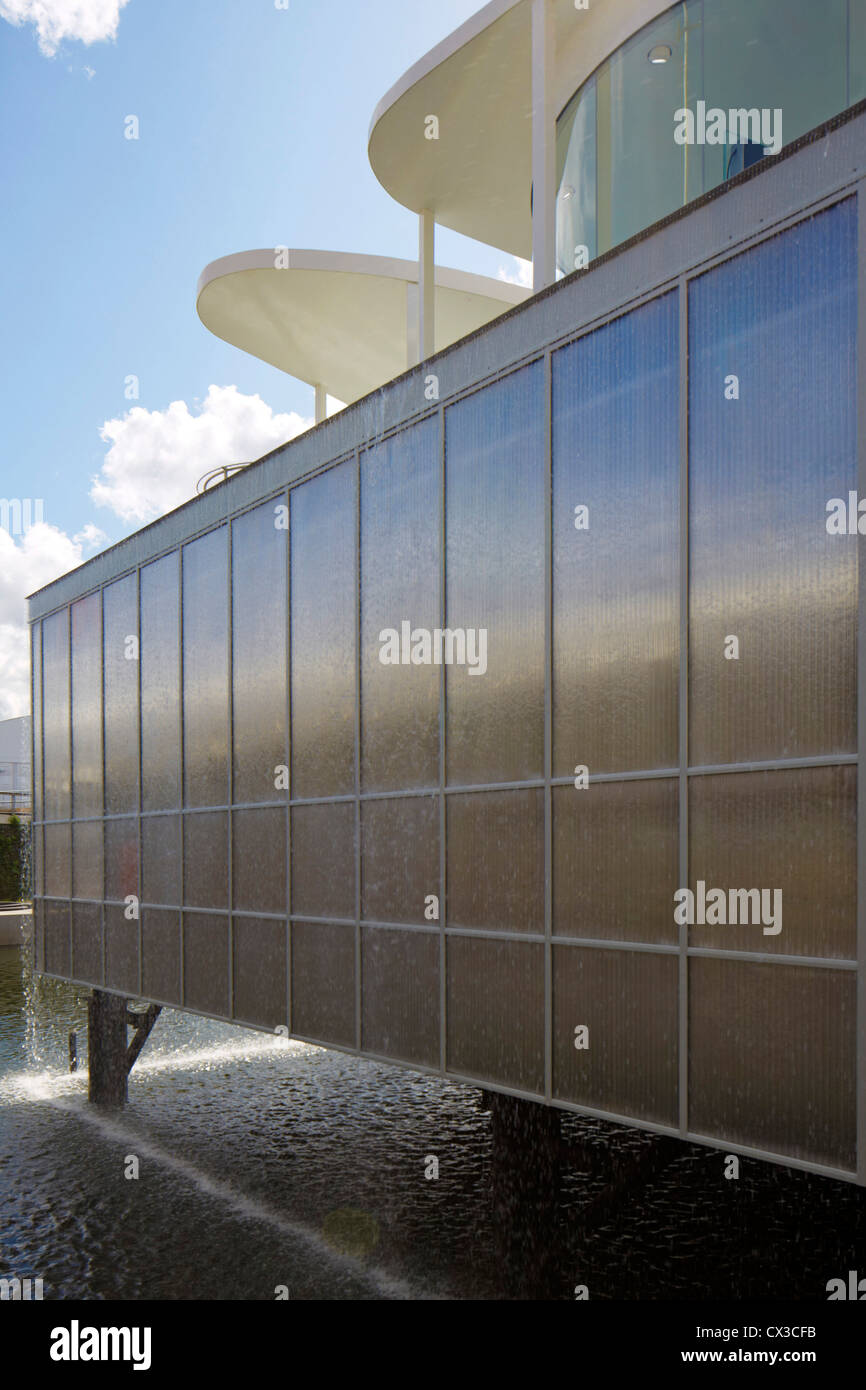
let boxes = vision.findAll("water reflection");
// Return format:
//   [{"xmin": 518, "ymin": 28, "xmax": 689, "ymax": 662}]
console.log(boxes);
[{"xmin": 2, "ymin": 943, "xmax": 866, "ymax": 1301}]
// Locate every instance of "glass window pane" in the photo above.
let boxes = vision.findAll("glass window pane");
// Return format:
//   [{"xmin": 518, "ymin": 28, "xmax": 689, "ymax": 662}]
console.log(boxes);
[
  {"xmin": 556, "ymin": 78, "xmax": 597, "ymax": 274},
  {"xmin": 552, "ymin": 946, "xmax": 678, "ymax": 1125},
  {"xmin": 701, "ymin": 0, "xmax": 848, "ymax": 190},
  {"xmin": 105, "ymin": 817, "xmax": 138, "ymax": 902},
  {"xmin": 233, "ymin": 806, "xmax": 287, "ymax": 915},
  {"xmin": 183, "ymin": 812, "xmax": 228, "ymax": 910},
  {"xmin": 232, "ymin": 501, "xmax": 288, "ymax": 805},
  {"xmin": 446, "ymin": 790, "xmax": 543, "ymax": 933},
  {"xmin": 183, "ymin": 528, "xmax": 228, "ymax": 808},
  {"xmin": 446, "ymin": 937, "xmax": 544, "ymax": 1092},
  {"xmin": 291, "ymin": 464, "xmax": 355, "ymax": 798},
  {"xmin": 183, "ymin": 912, "xmax": 229, "ymax": 1017},
  {"xmin": 553, "ymin": 778, "xmax": 678, "ymax": 943},
  {"xmin": 292, "ymin": 921, "xmax": 354, "ymax": 1045},
  {"xmin": 361, "ymin": 927, "xmax": 439, "ymax": 1066},
  {"xmin": 361, "ymin": 419, "xmax": 440, "ymax": 792},
  {"xmin": 42, "ymin": 608, "xmax": 70, "ymax": 820},
  {"xmin": 71, "ymin": 592, "xmax": 102, "ymax": 818},
  {"xmin": 361, "ymin": 795, "xmax": 438, "ymax": 925},
  {"xmin": 445, "ymin": 364, "xmax": 545, "ymax": 785},
  {"xmin": 141, "ymin": 813, "xmax": 180, "ymax": 906},
  {"xmin": 689, "ymin": 766, "xmax": 855, "ymax": 959},
  {"xmin": 553, "ymin": 294, "xmax": 679, "ymax": 776},
  {"xmin": 71, "ymin": 901, "xmax": 102, "ymax": 984},
  {"xmin": 689, "ymin": 201, "xmax": 857, "ymax": 764},
  {"xmin": 103, "ymin": 574, "xmax": 139, "ymax": 814},
  {"xmin": 291, "ymin": 802, "xmax": 355, "ymax": 920},
  {"xmin": 142, "ymin": 907, "xmax": 180, "ymax": 1005},
  {"xmin": 72, "ymin": 821, "xmax": 103, "ymax": 900},
  {"xmin": 233, "ymin": 917, "xmax": 287, "ymax": 1029},
  {"xmin": 141, "ymin": 552, "xmax": 180, "ymax": 812},
  {"xmin": 689, "ymin": 958, "xmax": 856, "ymax": 1170}
]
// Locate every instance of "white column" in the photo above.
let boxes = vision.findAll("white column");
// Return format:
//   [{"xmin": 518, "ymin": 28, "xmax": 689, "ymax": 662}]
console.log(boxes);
[
  {"xmin": 531, "ymin": 0, "xmax": 555, "ymax": 291},
  {"xmin": 418, "ymin": 209, "xmax": 435, "ymax": 359},
  {"xmin": 314, "ymin": 383, "xmax": 327, "ymax": 424},
  {"xmin": 406, "ymin": 282, "xmax": 420, "ymax": 368}
]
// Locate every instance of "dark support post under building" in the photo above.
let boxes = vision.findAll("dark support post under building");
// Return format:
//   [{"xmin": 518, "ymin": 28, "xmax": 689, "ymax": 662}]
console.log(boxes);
[{"xmin": 87, "ymin": 990, "xmax": 162, "ymax": 1108}]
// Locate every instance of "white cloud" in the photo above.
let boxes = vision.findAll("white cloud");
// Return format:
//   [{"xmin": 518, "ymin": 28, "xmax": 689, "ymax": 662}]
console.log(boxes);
[
  {"xmin": 0, "ymin": 521, "xmax": 105, "ymax": 718},
  {"xmin": 91, "ymin": 384, "xmax": 313, "ymax": 524},
  {"xmin": 497, "ymin": 256, "xmax": 533, "ymax": 289},
  {"xmin": 0, "ymin": 0, "xmax": 129, "ymax": 56}
]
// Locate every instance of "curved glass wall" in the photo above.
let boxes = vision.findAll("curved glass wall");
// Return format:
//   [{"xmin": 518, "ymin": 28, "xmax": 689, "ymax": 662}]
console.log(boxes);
[{"xmin": 556, "ymin": 0, "xmax": 866, "ymax": 275}]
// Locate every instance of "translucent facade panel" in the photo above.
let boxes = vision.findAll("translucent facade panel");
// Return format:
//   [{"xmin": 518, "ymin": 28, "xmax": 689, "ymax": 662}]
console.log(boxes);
[
  {"xmin": 689, "ymin": 767, "xmax": 856, "ymax": 959},
  {"xmin": 552, "ymin": 947, "xmax": 678, "ymax": 1125},
  {"xmin": 140, "ymin": 552, "xmax": 180, "ymax": 812},
  {"xmin": 182, "ymin": 529, "xmax": 228, "ymax": 808},
  {"xmin": 689, "ymin": 202, "xmax": 857, "ymax": 765},
  {"xmin": 104, "ymin": 902, "xmax": 139, "ymax": 994},
  {"xmin": 71, "ymin": 901, "xmax": 102, "ymax": 984},
  {"xmin": 446, "ymin": 938, "xmax": 544, "ymax": 1092},
  {"xmin": 361, "ymin": 419, "xmax": 439, "ymax": 792},
  {"xmin": 291, "ymin": 802, "xmax": 354, "ymax": 920},
  {"xmin": 446, "ymin": 790, "xmax": 543, "ymax": 933},
  {"xmin": 291, "ymin": 465, "xmax": 355, "ymax": 798},
  {"xmin": 233, "ymin": 806, "xmax": 287, "ymax": 915},
  {"xmin": 141, "ymin": 907, "xmax": 181, "ymax": 1005},
  {"xmin": 689, "ymin": 958, "xmax": 856, "ymax": 1170},
  {"xmin": 72, "ymin": 820, "xmax": 103, "ymax": 900},
  {"xmin": 183, "ymin": 913, "xmax": 229, "ymax": 1017},
  {"xmin": 361, "ymin": 927, "xmax": 439, "ymax": 1066},
  {"xmin": 141, "ymin": 814, "xmax": 181, "ymax": 906},
  {"xmin": 553, "ymin": 779, "xmax": 678, "ymax": 943},
  {"xmin": 71, "ymin": 593, "xmax": 102, "ymax": 818},
  {"xmin": 31, "ymin": 622, "xmax": 42, "ymax": 823},
  {"xmin": 445, "ymin": 365, "xmax": 545, "ymax": 785},
  {"xmin": 32, "ymin": 824, "xmax": 43, "ymax": 900},
  {"xmin": 43, "ymin": 821, "xmax": 71, "ymax": 898},
  {"xmin": 42, "ymin": 608, "xmax": 70, "ymax": 820},
  {"xmin": 361, "ymin": 795, "xmax": 438, "ymax": 925},
  {"xmin": 44, "ymin": 901, "xmax": 70, "ymax": 977},
  {"xmin": 292, "ymin": 921, "xmax": 355, "ymax": 1045},
  {"xmin": 34, "ymin": 899, "xmax": 45, "ymax": 974},
  {"xmin": 553, "ymin": 295, "xmax": 679, "ymax": 776},
  {"xmin": 233, "ymin": 917, "xmax": 287, "ymax": 1029},
  {"xmin": 183, "ymin": 812, "xmax": 228, "ymax": 910},
  {"xmin": 232, "ymin": 502, "xmax": 288, "ymax": 805},
  {"xmin": 103, "ymin": 574, "xmax": 139, "ymax": 814},
  {"xmin": 104, "ymin": 817, "xmax": 138, "ymax": 903}
]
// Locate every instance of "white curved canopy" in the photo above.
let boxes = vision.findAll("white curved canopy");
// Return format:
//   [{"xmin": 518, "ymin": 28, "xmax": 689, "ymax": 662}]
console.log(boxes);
[
  {"xmin": 368, "ymin": 0, "xmax": 674, "ymax": 259},
  {"xmin": 197, "ymin": 248, "xmax": 529, "ymax": 405}
]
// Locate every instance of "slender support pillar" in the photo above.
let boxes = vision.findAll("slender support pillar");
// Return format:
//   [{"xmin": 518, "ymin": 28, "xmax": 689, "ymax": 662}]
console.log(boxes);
[
  {"xmin": 88, "ymin": 989, "xmax": 128, "ymax": 1109},
  {"xmin": 314, "ymin": 383, "xmax": 327, "ymax": 424},
  {"xmin": 531, "ymin": 0, "xmax": 556, "ymax": 291},
  {"xmin": 406, "ymin": 282, "xmax": 420, "ymax": 367},
  {"xmin": 418, "ymin": 210, "xmax": 435, "ymax": 360}
]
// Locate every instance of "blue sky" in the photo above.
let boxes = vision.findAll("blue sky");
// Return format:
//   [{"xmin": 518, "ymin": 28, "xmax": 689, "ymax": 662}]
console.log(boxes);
[{"xmin": 0, "ymin": 0, "xmax": 525, "ymax": 716}]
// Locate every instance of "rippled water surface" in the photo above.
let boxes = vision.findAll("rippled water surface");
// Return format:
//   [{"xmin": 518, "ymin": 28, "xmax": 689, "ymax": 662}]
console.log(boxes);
[{"xmin": 1, "ymin": 934, "xmax": 865, "ymax": 1301}]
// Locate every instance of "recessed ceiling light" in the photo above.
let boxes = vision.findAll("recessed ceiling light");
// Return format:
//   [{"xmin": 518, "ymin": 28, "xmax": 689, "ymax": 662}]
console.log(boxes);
[{"xmin": 648, "ymin": 44, "xmax": 673, "ymax": 64}]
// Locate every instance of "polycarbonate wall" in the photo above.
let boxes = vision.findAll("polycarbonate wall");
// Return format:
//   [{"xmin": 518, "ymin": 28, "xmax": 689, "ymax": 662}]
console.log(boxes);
[{"xmin": 30, "ymin": 193, "xmax": 862, "ymax": 1180}]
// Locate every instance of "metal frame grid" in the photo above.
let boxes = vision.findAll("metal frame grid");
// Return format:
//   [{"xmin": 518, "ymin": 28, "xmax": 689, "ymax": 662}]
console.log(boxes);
[{"xmin": 28, "ymin": 108, "xmax": 866, "ymax": 1184}]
